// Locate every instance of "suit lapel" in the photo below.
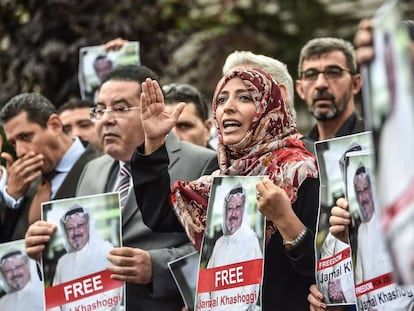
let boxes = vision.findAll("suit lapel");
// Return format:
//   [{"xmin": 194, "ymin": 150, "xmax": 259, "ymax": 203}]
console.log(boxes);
[
  {"xmin": 166, "ymin": 132, "xmax": 181, "ymax": 170},
  {"xmin": 55, "ymin": 144, "xmax": 100, "ymax": 199}
]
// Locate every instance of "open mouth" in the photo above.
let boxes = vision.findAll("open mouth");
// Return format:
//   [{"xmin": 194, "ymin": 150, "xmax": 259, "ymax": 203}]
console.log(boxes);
[{"xmin": 222, "ymin": 120, "xmax": 241, "ymax": 130}]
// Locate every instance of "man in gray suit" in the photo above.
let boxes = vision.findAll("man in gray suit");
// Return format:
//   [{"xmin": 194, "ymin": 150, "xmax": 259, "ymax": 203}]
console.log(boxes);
[{"xmin": 25, "ymin": 65, "xmax": 218, "ymax": 310}]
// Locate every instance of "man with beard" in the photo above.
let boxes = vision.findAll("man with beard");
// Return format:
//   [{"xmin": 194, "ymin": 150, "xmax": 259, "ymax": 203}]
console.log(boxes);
[
  {"xmin": 0, "ymin": 249, "xmax": 44, "ymax": 310},
  {"xmin": 295, "ymin": 37, "xmax": 365, "ymax": 141},
  {"xmin": 200, "ymin": 183, "xmax": 262, "ymax": 311}
]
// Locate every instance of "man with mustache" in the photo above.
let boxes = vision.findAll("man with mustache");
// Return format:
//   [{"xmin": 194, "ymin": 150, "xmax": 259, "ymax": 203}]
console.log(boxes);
[
  {"xmin": 295, "ymin": 37, "xmax": 365, "ymax": 141},
  {"xmin": 0, "ymin": 249, "xmax": 44, "ymax": 310},
  {"xmin": 201, "ymin": 183, "xmax": 262, "ymax": 311}
]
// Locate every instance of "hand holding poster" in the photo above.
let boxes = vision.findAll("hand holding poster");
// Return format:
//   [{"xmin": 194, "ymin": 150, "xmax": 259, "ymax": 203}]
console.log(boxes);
[
  {"xmin": 0, "ymin": 240, "xmax": 44, "ymax": 311},
  {"xmin": 366, "ymin": 0, "xmax": 414, "ymax": 286},
  {"xmin": 41, "ymin": 192, "xmax": 123, "ymax": 311},
  {"xmin": 314, "ymin": 132, "xmax": 374, "ymax": 307},
  {"xmin": 195, "ymin": 176, "xmax": 265, "ymax": 311},
  {"xmin": 345, "ymin": 150, "xmax": 414, "ymax": 310}
]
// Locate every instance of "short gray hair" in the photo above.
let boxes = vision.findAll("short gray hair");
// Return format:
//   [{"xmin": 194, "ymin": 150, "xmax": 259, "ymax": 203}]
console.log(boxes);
[{"xmin": 297, "ymin": 37, "xmax": 357, "ymax": 78}]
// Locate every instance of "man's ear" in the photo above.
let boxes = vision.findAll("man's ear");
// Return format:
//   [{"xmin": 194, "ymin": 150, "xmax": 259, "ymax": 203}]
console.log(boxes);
[
  {"xmin": 351, "ymin": 73, "xmax": 363, "ymax": 95},
  {"xmin": 295, "ymin": 80, "xmax": 305, "ymax": 100},
  {"xmin": 204, "ymin": 119, "xmax": 213, "ymax": 143},
  {"xmin": 47, "ymin": 113, "xmax": 64, "ymax": 134}
]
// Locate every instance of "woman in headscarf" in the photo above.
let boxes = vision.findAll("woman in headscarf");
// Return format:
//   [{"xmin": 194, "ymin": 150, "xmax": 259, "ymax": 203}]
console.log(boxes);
[{"xmin": 131, "ymin": 67, "xmax": 319, "ymax": 310}]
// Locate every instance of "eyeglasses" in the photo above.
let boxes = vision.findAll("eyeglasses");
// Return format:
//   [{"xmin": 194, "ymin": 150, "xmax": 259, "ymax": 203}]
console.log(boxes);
[
  {"xmin": 162, "ymin": 83, "xmax": 208, "ymax": 120},
  {"xmin": 300, "ymin": 65, "xmax": 352, "ymax": 81},
  {"xmin": 89, "ymin": 106, "xmax": 140, "ymax": 120}
]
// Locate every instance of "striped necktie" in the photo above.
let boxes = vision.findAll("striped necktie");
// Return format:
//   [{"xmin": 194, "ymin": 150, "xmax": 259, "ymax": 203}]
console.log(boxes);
[{"xmin": 115, "ymin": 163, "xmax": 131, "ymax": 209}]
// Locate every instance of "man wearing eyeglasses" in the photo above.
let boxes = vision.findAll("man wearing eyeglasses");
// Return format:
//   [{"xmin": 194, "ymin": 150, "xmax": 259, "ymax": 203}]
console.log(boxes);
[
  {"xmin": 295, "ymin": 37, "xmax": 365, "ymax": 141},
  {"xmin": 26, "ymin": 64, "xmax": 218, "ymax": 311},
  {"xmin": 296, "ymin": 38, "xmax": 365, "ymax": 311}
]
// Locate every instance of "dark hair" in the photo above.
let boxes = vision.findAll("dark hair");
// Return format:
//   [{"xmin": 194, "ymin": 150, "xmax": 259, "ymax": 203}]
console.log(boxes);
[
  {"xmin": 58, "ymin": 98, "xmax": 95, "ymax": 114},
  {"xmin": 163, "ymin": 83, "xmax": 209, "ymax": 121},
  {"xmin": 101, "ymin": 64, "xmax": 159, "ymax": 86},
  {"xmin": 93, "ymin": 55, "xmax": 113, "ymax": 68},
  {"xmin": 0, "ymin": 93, "xmax": 56, "ymax": 127},
  {"xmin": 403, "ymin": 20, "xmax": 414, "ymax": 41}
]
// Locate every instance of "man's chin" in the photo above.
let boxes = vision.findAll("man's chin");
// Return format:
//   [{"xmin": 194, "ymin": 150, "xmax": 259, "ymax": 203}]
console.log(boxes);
[{"xmin": 312, "ymin": 111, "xmax": 338, "ymax": 121}]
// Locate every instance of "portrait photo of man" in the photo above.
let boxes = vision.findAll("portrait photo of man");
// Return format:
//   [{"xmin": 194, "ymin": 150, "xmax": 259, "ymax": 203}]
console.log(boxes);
[
  {"xmin": 197, "ymin": 177, "xmax": 264, "ymax": 311},
  {"xmin": 0, "ymin": 246, "xmax": 44, "ymax": 311},
  {"xmin": 42, "ymin": 193, "xmax": 123, "ymax": 311}
]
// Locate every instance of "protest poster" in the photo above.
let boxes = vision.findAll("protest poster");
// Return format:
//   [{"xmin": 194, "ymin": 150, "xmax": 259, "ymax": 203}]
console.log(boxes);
[
  {"xmin": 195, "ymin": 176, "xmax": 265, "ymax": 311},
  {"xmin": 168, "ymin": 251, "xmax": 199, "ymax": 311},
  {"xmin": 41, "ymin": 192, "xmax": 123, "ymax": 311},
  {"xmin": 0, "ymin": 239, "xmax": 44, "ymax": 311},
  {"xmin": 314, "ymin": 132, "xmax": 373, "ymax": 307},
  {"xmin": 78, "ymin": 41, "xmax": 140, "ymax": 101},
  {"xmin": 364, "ymin": 0, "xmax": 414, "ymax": 286},
  {"xmin": 345, "ymin": 150, "xmax": 414, "ymax": 310}
]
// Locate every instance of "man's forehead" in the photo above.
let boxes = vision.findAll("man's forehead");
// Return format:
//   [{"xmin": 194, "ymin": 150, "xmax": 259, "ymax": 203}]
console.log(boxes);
[
  {"xmin": 4, "ymin": 111, "xmax": 37, "ymax": 137},
  {"xmin": 97, "ymin": 80, "xmax": 141, "ymax": 104},
  {"xmin": 302, "ymin": 50, "xmax": 347, "ymax": 66},
  {"xmin": 2, "ymin": 255, "xmax": 25, "ymax": 266}
]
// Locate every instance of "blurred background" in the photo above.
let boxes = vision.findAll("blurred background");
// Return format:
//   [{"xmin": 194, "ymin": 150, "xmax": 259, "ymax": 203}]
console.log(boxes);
[{"xmin": 1, "ymin": 0, "xmax": 414, "ymax": 134}]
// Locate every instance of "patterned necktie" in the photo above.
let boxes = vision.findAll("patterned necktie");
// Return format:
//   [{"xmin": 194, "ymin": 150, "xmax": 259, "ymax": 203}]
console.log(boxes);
[{"xmin": 115, "ymin": 163, "xmax": 131, "ymax": 209}]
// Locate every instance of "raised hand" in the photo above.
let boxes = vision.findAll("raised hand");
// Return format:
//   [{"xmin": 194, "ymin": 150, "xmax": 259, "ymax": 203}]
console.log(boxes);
[{"xmin": 140, "ymin": 78, "xmax": 185, "ymax": 154}]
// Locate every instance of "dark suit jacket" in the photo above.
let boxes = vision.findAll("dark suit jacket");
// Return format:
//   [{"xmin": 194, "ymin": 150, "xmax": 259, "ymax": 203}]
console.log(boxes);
[
  {"xmin": 0, "ymin": 143, "xmax": 100, "ymax": 242},
  {"xmin": 76, "ymin": 133, "xmax": 218, "ymax": 311}
]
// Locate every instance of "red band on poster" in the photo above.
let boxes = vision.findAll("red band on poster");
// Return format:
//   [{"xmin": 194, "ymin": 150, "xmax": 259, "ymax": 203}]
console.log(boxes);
[
  {"xmin": 355, "ymin": 272, "xmax": 394, "ymax": 296},
  {"xmin": 382, "ymin": 177, "xmax": 414, "ymax": 232},
  {"xmin": 45, "ymin": 269, "xmax": 123, "ymax": 309},
  {"xmin": 317, "ymin": 247, "xmax": 351, "ymax": 271},
  {"xmin": 197, "ymin": 259, "xmax": 263, "ymax": 293}
]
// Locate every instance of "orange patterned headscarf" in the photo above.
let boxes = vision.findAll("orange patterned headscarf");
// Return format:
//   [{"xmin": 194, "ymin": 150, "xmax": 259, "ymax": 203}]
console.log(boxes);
[{"xmin": 171, "ymin": 68, "xmax": 318, "ymax": 251}]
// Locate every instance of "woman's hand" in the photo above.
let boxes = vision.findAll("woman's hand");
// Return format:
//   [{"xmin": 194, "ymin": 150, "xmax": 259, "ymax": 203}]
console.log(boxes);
[{"xmin": 140, "ymin": 78, "xmax": 185, "ymax": 154}]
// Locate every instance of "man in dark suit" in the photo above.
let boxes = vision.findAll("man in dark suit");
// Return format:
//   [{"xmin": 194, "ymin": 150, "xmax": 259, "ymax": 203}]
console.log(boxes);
[
  {"xmin": 0, "ymin": 93, "xmax": 100, "ymax": 242},
  {"xmin": 26, "ymin": 65, "xmax": 218, "ymax": 310}
]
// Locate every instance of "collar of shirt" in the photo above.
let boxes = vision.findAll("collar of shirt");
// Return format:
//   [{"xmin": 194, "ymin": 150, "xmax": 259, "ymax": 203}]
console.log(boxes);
[{"xmin": 50, "ymin": 137, "xmax": 86, "ymax": 198}]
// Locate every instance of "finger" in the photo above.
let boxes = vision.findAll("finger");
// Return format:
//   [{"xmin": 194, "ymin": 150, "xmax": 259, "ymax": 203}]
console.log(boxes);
[
  {"xmin": 145, "ymin": 78, "xmax": 157, "ymax": 102},
  {"xmin": 309, "ymin": 284, "xmax": 324, "ymax": 300},
  {"xmin": 152, "ymin": 80, "xmax": 164, "ymax": 103},
  {"xmin": 26, "ymin": 245, "xmax": 46, "ymax": 261},
  {"xmin": 172, "ymin": 102, "xmax": 186, "ymax": 120},
  {"xmin": 260, "ymin": 177, "xmax": 274, "ymax": 192},
  {"xmin": 1, "ymin": 152, "xmax": 15, "ymax": 168},
  {"xmin": 356, "ymin": 47, "xmax": 375, "ymax": 64},
  {"xmin": 308, "ymin": 292, "xmax": 326, "ymax": 310},
  {"xmin": 329, "ymin": 213, "xmax": 351, "ymax": 227},
  {"xmin": 335, "ymin": 198, "xmax": 349, "ymax": 210},
  {"xmin": 109, "ymin": 246, "xmax": 135, "ymax": 257},
  {"xmin": 255, "ymin": 180, "xmax": 265, "ymax": 198},
  {"xmin": 107, "ymin": 264, "xmax": 137, "ymax": 282},
  {"xmin": 331, "ymin": 204, "xmax": 350, "ymax": 219}
]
